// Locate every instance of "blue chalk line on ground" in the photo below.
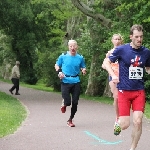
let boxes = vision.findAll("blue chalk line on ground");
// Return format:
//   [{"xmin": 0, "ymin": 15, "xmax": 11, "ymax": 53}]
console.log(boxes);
[{"xmin": 84, "ymin": 131, "xmax": 123, "ymax": 145}]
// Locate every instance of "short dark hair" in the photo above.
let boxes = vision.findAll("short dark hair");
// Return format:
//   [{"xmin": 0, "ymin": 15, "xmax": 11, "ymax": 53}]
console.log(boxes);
[{"xmin": 130, "ymin": 24, "xmax": 143, "ymax": 35}]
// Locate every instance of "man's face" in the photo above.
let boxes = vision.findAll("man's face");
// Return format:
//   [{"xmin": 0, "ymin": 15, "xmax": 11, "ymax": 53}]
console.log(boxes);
[
  {"xmin": 130, "ymin": 29, "xmax": 143, "ymax": 49},
  {"xmin": 68, "ymin": 42, "xmax": 78, "ymax": 55}
]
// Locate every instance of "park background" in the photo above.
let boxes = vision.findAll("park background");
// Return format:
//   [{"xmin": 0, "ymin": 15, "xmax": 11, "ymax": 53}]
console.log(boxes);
[{"xmin": 0, "ymin": 1, "xmax": 150, "ymax": 137}]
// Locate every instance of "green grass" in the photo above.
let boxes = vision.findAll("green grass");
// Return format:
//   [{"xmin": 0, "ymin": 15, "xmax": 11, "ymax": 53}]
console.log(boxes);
[
  {"xmin": 81, "ymin": 95, "xmax": 114, "ymax": 105},
  {"xmin": 145, "ymin": 102, "xmax": 150, "ymax": 119},
  {"xmin": 21, "ymin": 82, "xmax": 54, "ymax": 92},
  {"xmin": 0, "ymin": 92, "xmax": 27, "ymax": 138}
]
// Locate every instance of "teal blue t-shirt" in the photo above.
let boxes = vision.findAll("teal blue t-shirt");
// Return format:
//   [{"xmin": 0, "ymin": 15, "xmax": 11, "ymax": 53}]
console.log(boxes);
[{"xmin": 56, "ymin": 51, "xmax": 86, "ymax": 83}]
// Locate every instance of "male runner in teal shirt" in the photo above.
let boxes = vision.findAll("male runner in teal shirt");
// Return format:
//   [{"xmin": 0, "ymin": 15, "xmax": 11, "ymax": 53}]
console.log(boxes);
[{"xmin": 55, "ymin": 40, "xmax": 86, "ymax": 127}]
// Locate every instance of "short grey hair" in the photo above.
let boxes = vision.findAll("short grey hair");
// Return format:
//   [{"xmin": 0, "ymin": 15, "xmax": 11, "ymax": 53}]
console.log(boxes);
[{"xmin": 68, "ymin": 40, "xmax": 77, "ymax": 45}]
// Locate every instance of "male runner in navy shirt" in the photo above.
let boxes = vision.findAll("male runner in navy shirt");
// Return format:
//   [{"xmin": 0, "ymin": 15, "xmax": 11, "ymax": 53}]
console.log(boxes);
[
  {"xmin": 55, "ymin": 40, "xmax": 86, "ymax": 127},
  {"xmin": 103, "ymin": 24, "xmax": 150, "ymax": 150}
]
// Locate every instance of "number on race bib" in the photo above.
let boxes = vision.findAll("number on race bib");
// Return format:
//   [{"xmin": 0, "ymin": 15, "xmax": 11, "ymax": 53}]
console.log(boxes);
[{"xmin": 129, "ymin": 67, "xmax": 143, "ymax": 79}]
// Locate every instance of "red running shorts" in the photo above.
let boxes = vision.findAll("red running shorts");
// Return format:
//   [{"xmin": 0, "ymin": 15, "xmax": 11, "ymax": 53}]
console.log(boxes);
[{"xmin": 118, "ymin": 90, "xmax": 146, "ymax": 116}]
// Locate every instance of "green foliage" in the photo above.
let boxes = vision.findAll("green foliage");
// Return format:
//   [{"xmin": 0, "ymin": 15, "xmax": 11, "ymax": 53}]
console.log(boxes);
[
  {"xmin": 0, "ymin": 31, "xmax": 15, "ymax": 65},
  {"xmin": 0, "ymin": 1, "xmax": 38, "ymax": 83},
  {"xmin": 32, "ymin": 0, "xmax": 85, "ymax": 91},
  {"xmin": 77, "ymin": 23, "xmax": 109, "ymax": 95},
  {"xmin": 1, "ymin": 0, "xmax": 150, "ymax": 96},
  {"xmin": 145, "ymin": 102, "xmax": 150, "ymax": 119},
  {"xmin": 144, "ymin": 74, "xmax": 150, "ymax": 103},
  {"xmin": 36, "ymin": 46, "xmax": 63, "ymax": 91},
  {"xmin": 77, "ymin": 27, "xmax": 93, "ymax": 93},
  {"xmin": 0, "ymin": 0, "xmax": 67, "ymax": 85},
  {"xmin": 22, "ymin": 68, "xmax": 38, "ymax": 84},
  {"xmin": 79, "ymin": 0, "xmax": 150, "ymax": 96}
]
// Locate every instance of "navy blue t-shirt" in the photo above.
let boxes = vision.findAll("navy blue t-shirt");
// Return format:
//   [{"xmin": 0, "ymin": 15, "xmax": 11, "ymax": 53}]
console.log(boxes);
[{"xmin": 109, "ymin": 43, "xmax": 150, "ymax": 90}]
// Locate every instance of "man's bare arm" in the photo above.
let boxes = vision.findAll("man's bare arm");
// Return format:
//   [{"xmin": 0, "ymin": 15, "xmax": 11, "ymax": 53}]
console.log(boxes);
[
  {"xmin": 103, "ymin": 58, "xmax": 119, "ymax": 83},
  {"xmin": 54, "ymin": 64, "xmax": 60, "ymax": 71},
  {"xmin": 102, "ymin": 51, "xmax": 111, "ymax": 70}
]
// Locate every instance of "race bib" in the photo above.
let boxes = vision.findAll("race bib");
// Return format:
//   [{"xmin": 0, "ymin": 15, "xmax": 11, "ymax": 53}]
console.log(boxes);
[{"xmin": 129, "ymin": 67, "xmax": 143, "ymax": 79}]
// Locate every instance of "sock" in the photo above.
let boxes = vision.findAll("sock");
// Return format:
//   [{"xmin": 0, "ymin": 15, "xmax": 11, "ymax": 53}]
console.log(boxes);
[{"xmin": 117, "ymin": 119, "xmax": 121, "ymax": 124}]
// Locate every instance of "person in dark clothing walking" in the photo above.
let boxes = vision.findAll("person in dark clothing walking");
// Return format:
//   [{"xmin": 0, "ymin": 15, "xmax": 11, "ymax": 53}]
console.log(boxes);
[{"xmin": 9, "ymin": 61, "xmax": 20, "ymax": 95}]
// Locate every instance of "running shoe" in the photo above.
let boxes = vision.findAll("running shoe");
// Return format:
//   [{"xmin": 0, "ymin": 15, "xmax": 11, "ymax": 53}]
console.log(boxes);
[
  {"xmin": 61, "ymin": 99, "xmax": 66, "ymax": 113},
  {"xmin": 61, "ymin": 105, "xmax": 66, "ymax": 113},
  {"xmin": 114, "ymin": 122, "xmax": 121, "ymax": 136},
  {"xmin": 9, "ymin": 89, "xmax": 13, "ymax": 95},
  {"xmin": 67, "ymin": 120, "xmax": 75, "ymax": 127}
]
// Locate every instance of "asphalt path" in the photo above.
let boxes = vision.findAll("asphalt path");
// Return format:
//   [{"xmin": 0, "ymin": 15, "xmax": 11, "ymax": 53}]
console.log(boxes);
[{"xmin": 0, "ymin": 81, "xmax": 150, "ymax": 150}]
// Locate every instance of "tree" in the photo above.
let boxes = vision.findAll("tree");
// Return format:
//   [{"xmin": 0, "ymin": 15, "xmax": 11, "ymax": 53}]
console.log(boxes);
[
  {"xmin": 71, "ymin": 0, "xmax": 111, "ymax": 28},
  {"xmin": 0, "ymin": 0, "xmax": 64, "ymax": 84},
  {"xmin": 71, "ymin": 0, "xmax": 122, "ymax": 96},
  {"xmin": 71, "ymin": 0, "xmax": 150, "ymax": 99},
  {"xmin": 0, "ymin": 30, "xmax": 15, "ymax": 79},
  {"xmin": 0, "ymin": 0, "xmax": 38, "ymax": 84}
]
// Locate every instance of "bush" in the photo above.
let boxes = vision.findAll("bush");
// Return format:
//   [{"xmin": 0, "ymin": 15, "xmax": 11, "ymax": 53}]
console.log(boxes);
[
  {"xmin": 144, "ymin": 73, "xmax": 150, "ymax": 103},
  {"xmin": 22, "ymin": 68, "xmax": 38, "ymax": 85}
]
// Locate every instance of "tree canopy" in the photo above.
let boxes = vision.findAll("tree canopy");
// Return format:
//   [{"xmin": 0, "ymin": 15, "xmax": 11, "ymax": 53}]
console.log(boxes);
[{"xmin": 0, "ymin": 0, "xmax": 150, "ymax": 101}]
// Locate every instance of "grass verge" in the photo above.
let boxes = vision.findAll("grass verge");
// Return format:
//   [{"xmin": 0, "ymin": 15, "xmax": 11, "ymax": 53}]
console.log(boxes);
[
  {"xmin": 20, "ymin": 82, "xmax": 54, "ymax": 92},
  {"xmin": 0, "ymin": 91, "xmax": 27, "ymax": 138},
  {"xmin": 145, "ymin": 102, "xmax": 150, "ymax": 119}
]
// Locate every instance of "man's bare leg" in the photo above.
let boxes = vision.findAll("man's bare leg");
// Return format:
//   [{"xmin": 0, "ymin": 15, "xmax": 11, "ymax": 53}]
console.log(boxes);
[
  {"xmin": 109, "ymin": 81, "xmax": 119, "ymax": 119},
  {"xmin": 130, "ymin": 111, "xmax": 143, "ymax": 150},
  {"xmin": 119, "ymin": 116, "xmax": 130, "ymax": 129}
]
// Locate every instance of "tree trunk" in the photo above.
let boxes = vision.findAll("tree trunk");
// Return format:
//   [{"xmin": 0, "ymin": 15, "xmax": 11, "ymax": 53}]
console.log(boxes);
[
  {"xmin": 85, "ymin": 53, "xmax": 100, "ymax": 96},
  {"xmin": 103, "ymin": 76, "xmax": 112, "ymax": 97},
  {"xmin": 85, "ymin": 0, "xmax": 105, "ymax": 96},
  {"xmin": 63, "ymin": 15, "xmax": 82, "ymax": 46}
]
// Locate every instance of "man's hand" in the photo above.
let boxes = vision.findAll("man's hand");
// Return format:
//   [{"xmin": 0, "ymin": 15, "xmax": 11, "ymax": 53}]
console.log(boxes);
[
  {"xmin": 58, "ymin": 72, "xmax": 65, "ymax": 79},
  {"xmin": 112, "ymin": 75, "xmax": 119, "ymax": 83},
  {"xmin": 54, "ymin": 64, "xmax": 65, "ymax": 79},
  {"xmin": 102, "ymin": 63, "xmax": 106, "ymax": 69},
  {"xmin": 81, "ymin": 68, "xmax": 86, "ymax": 75}
]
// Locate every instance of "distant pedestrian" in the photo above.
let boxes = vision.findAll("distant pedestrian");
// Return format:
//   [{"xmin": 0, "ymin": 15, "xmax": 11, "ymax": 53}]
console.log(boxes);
[
  {"xmin": 9, "ymin": 61, "xmax": 20, "ymax": 95},
  {"xmin": 55, "ymin": 40, "xmax": 86, "ymax": 127}
]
